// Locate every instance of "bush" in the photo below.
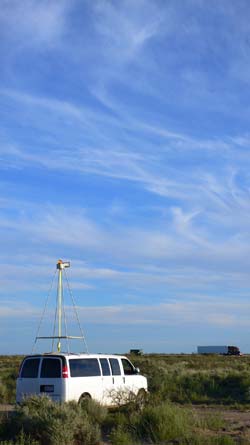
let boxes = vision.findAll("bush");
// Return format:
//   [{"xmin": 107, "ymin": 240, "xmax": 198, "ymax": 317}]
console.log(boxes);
[
  {"xmin": 131, "ymin": 354, "xmax": 250, "ymax": 406},
  {"xmin": 1, "ymin": 355, "xmax": 250, "ymax": 444},
  {"xmin": 0, "ymin": 356, "xmax": 21, "ymax": 403},
  {"xmin": 110, "ymin": 425, "xmax": 135, "ymax": 445},
  {"xmin": 197, "ymin": 412, "xmax": 225, "ymax": 431},
  {"xmin": 76, "ymin": 397, "xmax": 107, "ymax": 425},
  {"xmin": 0, "ymin": 428, "xmax": 39, "ymax": 444},
  {"xmin": 0, "ymin": 382, "xmax": 7, "ymax": 401},
  {"xmin": 189, "ymin": 435, "xmax": 236, "ymax": 445},
  {"xmin": 136, "ymin": 401, "xmax": 192, "ymax": 443},
  {"xmin": 1, "ymin": 396, "xmax": 101, "ymax": 445}
]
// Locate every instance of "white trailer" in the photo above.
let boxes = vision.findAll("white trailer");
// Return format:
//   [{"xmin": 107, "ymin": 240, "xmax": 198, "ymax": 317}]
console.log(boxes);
[{"xmin": 197, "ymin": 346, "xmax": 240, "ymax": 355}]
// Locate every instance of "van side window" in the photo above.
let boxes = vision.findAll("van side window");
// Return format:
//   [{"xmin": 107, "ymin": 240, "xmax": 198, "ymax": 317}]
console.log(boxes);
[
  {"xmin": 41, "ymin": 358, "xmax": 61, "ymax": 378},
  {"xmin": 109, "ymin": 358, "xmax": 121, "ymax": 375},
  {"xmin": 21, "ymin": 358, "xmax": 40, "ymax": 378},
  {"xmin": 100, "ymin": 358, "xmax": 111, "ymax": 376},
  {"xmin": 121, "ymin": 359, "xmax": 135, "ymax": 375},
  {"xmin": 69, "ymin": 359, "xmax": 101, "ymax": 377}
]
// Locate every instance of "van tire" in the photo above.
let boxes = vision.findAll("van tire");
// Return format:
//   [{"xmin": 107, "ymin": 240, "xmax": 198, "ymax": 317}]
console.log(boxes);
[
  {"xmin": 79, "ymin": 393, "xmax": 91, "ymax": 405},
  {"xmin": 136, "ymin": 388, "xmax": 147, "ymax": 408}
]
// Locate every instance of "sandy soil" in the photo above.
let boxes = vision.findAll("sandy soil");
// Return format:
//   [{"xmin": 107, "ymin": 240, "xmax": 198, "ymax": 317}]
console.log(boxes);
[
  {"xmin": 0, "ymin": 404, "xmax": 14, "ymax": 412},
  {"xmin": 193, "ymin": 406, "xmax": 250, "ymax": 442}
]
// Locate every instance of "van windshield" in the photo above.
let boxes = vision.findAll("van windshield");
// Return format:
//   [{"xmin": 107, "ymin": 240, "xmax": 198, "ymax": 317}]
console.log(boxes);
[
  {"xmin": 121, "ymin": 359, "xmax": 135, "ymax": 375},
  {"xmin": 69, "ymin": 358, "xmax": 101, "ymax": 377}
]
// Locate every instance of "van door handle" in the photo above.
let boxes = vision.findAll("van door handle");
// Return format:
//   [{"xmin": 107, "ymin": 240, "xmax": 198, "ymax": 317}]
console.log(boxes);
[
  {"xmin": 123, "ymin": 377, "xmax": 125, "ymax": 384},
  {"xmin": 112, "ymin": 377, "xmax": 114, "ymax": 384}
]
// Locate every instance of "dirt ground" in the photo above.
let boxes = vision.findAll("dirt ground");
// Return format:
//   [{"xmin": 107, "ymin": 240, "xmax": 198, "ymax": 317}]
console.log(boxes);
[
  {"xmin": 193, "ymin": 406, "xmax": 250, "ymax": 442},
  {"xmin": 0, "ymin": 404, "xmax": 14, "ymax": 412}
]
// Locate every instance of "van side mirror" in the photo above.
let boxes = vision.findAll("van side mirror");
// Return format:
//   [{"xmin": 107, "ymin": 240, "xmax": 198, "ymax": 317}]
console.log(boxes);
[{"xmin": 134, "ymin": 367, "xmax": 140, "ymax": 374}]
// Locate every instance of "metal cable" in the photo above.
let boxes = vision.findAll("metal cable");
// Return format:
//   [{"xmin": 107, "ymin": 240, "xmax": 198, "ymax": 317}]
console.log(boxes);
[
  {"xmin": 51, "ymin": 277, "xmax": 59, "ymax": 352},
  {"xmin": 31, "ymin": 269, "xmax": 57, "ymax": 353},
  {"xmin": 64, "ymin": 269, "xmax": 89, "ymax": 353}
]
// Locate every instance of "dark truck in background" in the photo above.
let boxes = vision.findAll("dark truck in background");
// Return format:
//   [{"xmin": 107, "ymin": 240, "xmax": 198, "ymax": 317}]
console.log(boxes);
[{"xmin": 197, "ymin": 345, "xmax": 241, "ymax": 355}]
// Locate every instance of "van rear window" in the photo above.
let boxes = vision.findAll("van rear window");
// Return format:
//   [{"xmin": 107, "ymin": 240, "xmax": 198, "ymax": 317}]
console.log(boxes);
[
  {"xmin": 21, "ymin": 358, "xmax": 40, "ymax": 378},
  {"xmin": 41, "ymin": 358, "xmax": 61, "ymax": 378},
  {"xmin": 69, "ymin": 359, "xmax": 101, "ymax": 377}
]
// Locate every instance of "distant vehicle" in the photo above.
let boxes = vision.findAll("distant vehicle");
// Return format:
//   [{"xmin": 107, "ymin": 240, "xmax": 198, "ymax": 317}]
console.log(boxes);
[
  {"xmin": 16, "ymin": 353, "xmax": 148, "ymax": 406},
  {"xmin": 197, "ymin": 345, "xmax": 241, "ymax": 355},
  {"xmin": 130, "ymin": 349, "xmax": 143, "ymax": 356}
]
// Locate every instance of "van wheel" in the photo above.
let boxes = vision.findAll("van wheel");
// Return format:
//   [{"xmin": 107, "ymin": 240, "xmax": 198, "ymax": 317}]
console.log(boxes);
[
  {"xmin": 79, "ymin": 393, "xmax": 91, "ymax": 405},
  {"xmin": 136, "ymin": 389, "xmax": 147, "ymax": 409}
]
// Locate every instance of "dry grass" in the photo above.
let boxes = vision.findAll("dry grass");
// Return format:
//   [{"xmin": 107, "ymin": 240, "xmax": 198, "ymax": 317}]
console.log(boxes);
[{"xmin": 1, "ymin": 354, "xmax": 250, "ymax": 444}]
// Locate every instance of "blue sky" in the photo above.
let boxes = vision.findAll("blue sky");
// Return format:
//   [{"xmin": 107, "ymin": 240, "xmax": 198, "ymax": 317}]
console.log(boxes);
[{"xmin": 1, "ymin": 0, "xmax": 250, "ymax": 354}]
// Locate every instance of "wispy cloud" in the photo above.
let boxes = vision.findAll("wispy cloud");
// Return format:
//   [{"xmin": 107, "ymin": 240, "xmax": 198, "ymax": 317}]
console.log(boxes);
[
  {"xmin": 0, "ymin": 198, "xmax": 250, "ymax": 303},
  {"xmin": 0, "ymin": 0, "xmax": 69, "ymax": 49},
  {"xmin": 2, "ymin": 88, "xmax": 250, "ymax": 211},
  {"xmin": 92, "ymin": 0, "xmax": 163, "ymax": 63},
  {"xmin": 2, "ymin": 297, "xmax": 250, "ymax": 330}
]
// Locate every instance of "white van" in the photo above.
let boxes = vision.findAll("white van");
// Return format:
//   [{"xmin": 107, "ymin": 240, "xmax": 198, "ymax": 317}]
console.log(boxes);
[{"xmin": 16, "ymin": 353, "xmax": 148, "ymax": 406}]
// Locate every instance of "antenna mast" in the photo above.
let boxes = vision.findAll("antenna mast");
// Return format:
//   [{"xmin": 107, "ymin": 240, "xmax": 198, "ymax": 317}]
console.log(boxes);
[
  {"xmin": 33, "ymin": 259, "xmax": 88, "ymax": 353},
  {"xmin": 56, "ymin": 259, "xmax": 70, "ymax": 352}
]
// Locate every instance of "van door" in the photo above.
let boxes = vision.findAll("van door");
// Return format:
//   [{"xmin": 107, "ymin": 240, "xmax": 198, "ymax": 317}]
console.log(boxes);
[
  {"xmin": 16, "ymin": 357, "xmax": 41, "ymax": 402},
  {"xmin": 109, "ymin": 358, "xmax": 125, "ymax": 405},
  {"xmin": 39, "ymin": 357, "xmax": 64, "ymax": 402},
  {"xmin": 121, "ymin": 358, "xmax": 138, "ymax": 394},
  {"xmin": 99, "ymin": 358, "xmax": 113, "ymax": 405},
  {"xmin": 68, "ymin": 358, "xmax": 102, "ymax": 403}
]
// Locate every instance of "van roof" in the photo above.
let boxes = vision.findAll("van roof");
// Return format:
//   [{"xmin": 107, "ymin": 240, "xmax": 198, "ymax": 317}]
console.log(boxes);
[{"xmin": 23, "ymin": 353, "xmax": 129, "ymax": 359}]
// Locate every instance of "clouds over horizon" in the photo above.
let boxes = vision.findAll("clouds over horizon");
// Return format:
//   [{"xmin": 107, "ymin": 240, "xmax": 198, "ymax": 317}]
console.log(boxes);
[{"xmin": 1, "ymin": 296, "xmax": 249, "ymax": 330}]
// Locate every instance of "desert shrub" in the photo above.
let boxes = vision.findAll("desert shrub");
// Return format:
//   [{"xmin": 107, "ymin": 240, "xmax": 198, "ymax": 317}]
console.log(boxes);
[
  {"xmin": 2, "ymin": 371, "xmax": 18, "ymax": 403},
  {"xmin": 1, "ymin": 395, "xmax": 101, "ymax": 445},
  {"xmin": 197, "ymin": 412, "xmax": 225, "ymax": 431},
  {"xmin": 77, "ymin": 397, "xmax": 107, "ymax": 424},
  {"xmin": 135, "ymin": 401, "xmax": 192, "ymax": 443},
  {"xmin": 104, "ymin": 392, "xmax": 229, "ymax": 443},
  {"xmin": 2, "ymin": 354, "xmax": 250, "ymax": 444},
  {"xmin": 106, "ymin": 400, "xmax": 199, "ymax": 444},
  {"xmin": 212, "ymin": 437, "xmax": 236, "ymax": 445},
  {"xmin": 131, "ymin": 354, "xmax": 250, "ymax": 404},
  {"xmin": 103, "ymin": 403, "xmax": 139, "ymax": 443},
  {"xmin": 0, "ymin": 356, "xmax": 21, "ymax": 403},
  {"xmin": 170, "ymin": 372, "xmax": 250, "ymax": 404},
  {"xmin": 109, "ymin": 425, "xmax": 135, "ymax": 445},
  {"xmin": 189, "ymin": 435, "xmax": 236, "ymax": 445},
  {"xmin": 0, "ymin": 382, "xmax": 7, "ymax": 401},
  {"xmin": 0, "ymin": 428, "xmax": 39, "ymax": 444},
  {"xmin": 133, "ymin": 357, "xmax": 167, "ymax": 394},
  {"xmin": 137, "ymin": 363, "xmax": 250, "ymax": 405}
]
